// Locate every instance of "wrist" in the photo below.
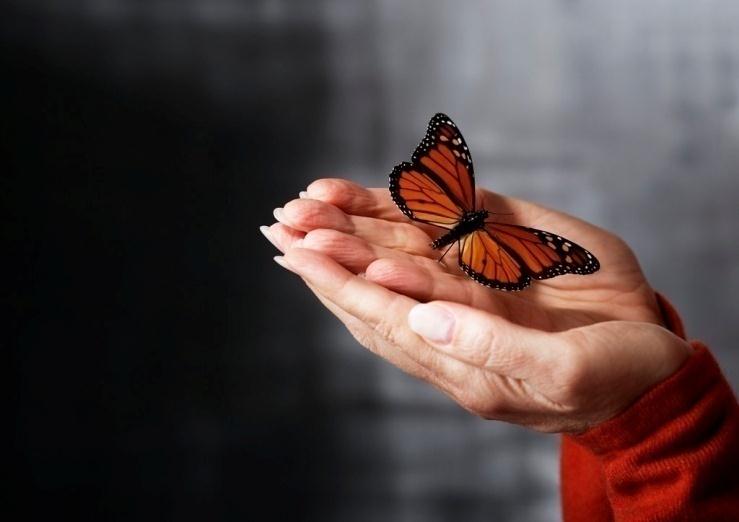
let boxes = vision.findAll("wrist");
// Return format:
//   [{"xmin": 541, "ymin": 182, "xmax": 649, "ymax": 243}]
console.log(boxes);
[{"xmin": 560, "ymin": 322, "xmax": 693, "ymax": 433}]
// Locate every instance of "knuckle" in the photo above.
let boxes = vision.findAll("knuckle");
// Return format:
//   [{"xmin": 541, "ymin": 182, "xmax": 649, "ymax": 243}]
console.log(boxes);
[
  {"xmin": 368, "ymin": 297, "xmax": 410, "ymax": 346},
  {"xmin": 371, "ymin": 318, "xmax": 399, "ymax": 345}
]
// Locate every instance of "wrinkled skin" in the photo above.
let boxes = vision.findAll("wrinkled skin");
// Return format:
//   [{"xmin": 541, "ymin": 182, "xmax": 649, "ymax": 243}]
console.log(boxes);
[{"xmin": 263, "ymin": 179, "xmax": 691, "ymax": 432}]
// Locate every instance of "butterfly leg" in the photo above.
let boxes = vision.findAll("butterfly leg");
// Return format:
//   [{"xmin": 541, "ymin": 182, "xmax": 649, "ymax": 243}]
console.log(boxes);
[{"xmin": 437, "ymin": 241, "xmax": 456, "ymax": 265}]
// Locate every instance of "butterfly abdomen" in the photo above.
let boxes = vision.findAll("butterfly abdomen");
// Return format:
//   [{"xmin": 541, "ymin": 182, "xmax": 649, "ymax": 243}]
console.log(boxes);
[{"xmin": 431, "ymin": 209, "xmax": 489, "ymax": 250}]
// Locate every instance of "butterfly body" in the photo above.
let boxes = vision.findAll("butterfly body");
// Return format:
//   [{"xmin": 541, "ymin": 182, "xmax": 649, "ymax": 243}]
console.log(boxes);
[
  {"xmin": 389, "ymin": 113, "xmax": 600, "ymax": 291},
  {"xmin": 431, "ymin": 209, "xmax": 489, "ymax": 250}
]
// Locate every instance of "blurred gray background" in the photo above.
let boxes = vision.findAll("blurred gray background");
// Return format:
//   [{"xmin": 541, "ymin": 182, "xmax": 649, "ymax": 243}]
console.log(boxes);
[{"xmin": 5, "ymin": 1, "xmax": 738, "ymax": 521}]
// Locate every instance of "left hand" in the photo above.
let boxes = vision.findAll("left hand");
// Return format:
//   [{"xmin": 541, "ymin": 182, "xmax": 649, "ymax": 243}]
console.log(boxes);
[
  {"xmin": 268, "ymin": 246, "xmax": 691, "ymax": 433},
  {"xmin": 264, "ymin": 178, "xmax": 665, "ymax": 333}
]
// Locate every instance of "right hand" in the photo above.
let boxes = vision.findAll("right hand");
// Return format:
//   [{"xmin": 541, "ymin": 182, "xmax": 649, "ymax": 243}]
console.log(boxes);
[{"xmin": 265, "ymin": 178, "xmax": 666, "ymax": 332}]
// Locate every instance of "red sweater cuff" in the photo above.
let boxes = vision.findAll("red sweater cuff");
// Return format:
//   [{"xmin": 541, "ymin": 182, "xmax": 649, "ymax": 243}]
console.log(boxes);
[{"xmin": 561, "ymin": 293, "xmax": 739, "ymax": 521}]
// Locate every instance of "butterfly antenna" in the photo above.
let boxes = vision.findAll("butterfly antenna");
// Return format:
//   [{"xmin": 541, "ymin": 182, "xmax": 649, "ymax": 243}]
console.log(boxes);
[
  {"xmin": 485, "ymin": 211, "xmax": 515, "ymax": 226},
  {"xmin": 437, "ymin": 242, "xmax": 455, "ymax": 264}
]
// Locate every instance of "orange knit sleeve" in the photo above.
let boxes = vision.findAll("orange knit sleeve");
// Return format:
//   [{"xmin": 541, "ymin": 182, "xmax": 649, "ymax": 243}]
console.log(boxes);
[{"xmin": 560, "ymin": 295, "xmax": 739, "ymax": 521}]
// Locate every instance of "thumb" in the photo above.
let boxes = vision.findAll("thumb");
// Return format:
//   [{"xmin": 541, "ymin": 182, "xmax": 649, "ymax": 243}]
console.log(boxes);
[{"xmin": 407, "ymin": 301, "xmax": 561, "ymax": 379}]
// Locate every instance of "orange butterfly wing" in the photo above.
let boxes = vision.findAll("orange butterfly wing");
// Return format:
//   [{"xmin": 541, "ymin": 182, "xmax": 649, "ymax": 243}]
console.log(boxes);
[
  {"xmin": 389, "ymin": 113, "xmax": 476, "ymax": 229},
  {"xmin": 486, "ymin": 224, "xmax": 600, "ymax": 280},
  {"xmin": 460, "ymin": 224, "xmax": 600, "ymax": 290},
  {"xmin": 389, "ymin": 113, "xmax": 601, "ymax": 291},
  {"xmin": 459, "ymin": 229, "xmax": 531, "ymax": 291}
]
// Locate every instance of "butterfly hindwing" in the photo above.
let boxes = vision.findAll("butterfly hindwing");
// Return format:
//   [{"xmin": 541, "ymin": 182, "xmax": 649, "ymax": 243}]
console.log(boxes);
[
  {"xmin": 458, "ymin": 229, "xmax": 532, "ymax": 291},
  {"xmin": 486, "ymin": 223, "xmax": 600, "ymax": 280}
]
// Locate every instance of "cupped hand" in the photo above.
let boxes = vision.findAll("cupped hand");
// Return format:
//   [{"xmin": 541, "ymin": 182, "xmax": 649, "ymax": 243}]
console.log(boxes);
[
  {"xmin": 268, "ymin": 246, "xmax": 691, "ymax": 433},
  {"xmin": 264, "ymin": 178, "xmax": 664, "ymax": 332},
  {"xmin": 260, "ymin": 178, "xmax": 693, "ymax": 431}
]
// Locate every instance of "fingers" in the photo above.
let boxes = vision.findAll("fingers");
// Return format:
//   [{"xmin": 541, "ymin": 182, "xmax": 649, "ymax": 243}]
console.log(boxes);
[
  {"xmin": 277, "ymin": 197, "xmax": 435, "ymax": 256},
  {"xmin": 407, "ymin": 301, "xmax": 562, "ymax": 381},
  {"xmin": 260, "ymin": 222, "xmax": 304, "ymax": 253},
  {"xmin": 303, "ymin": 178, "xmax": 399, "ymax": 220},
  {"xmin": 365, "ymin": 257, "xmax": 477, "ymax": 305},
  {"xmin": 279, "ymin": 247, "xmax": 472, "ymax": 388},
  {"xmin": 263, "ymin": 223, "xmax": 508, "ymax": 314},
  {"xmin": 300, "ymin": 280, "xmax": 445, "ymax": 387},
  {"xmin": 298, "ymin": 228, "xmax": 441, "ymax": 276},
  {"xmin": 303, "ymin": 178, "xmax": 446, "ymax": 237},
  {"xmin": 282, "ymin": 247, "xmax": 416, "ymax": 343}
]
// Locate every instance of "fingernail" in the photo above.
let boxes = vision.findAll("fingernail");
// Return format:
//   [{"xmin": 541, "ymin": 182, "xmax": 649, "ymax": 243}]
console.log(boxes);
[
  {"xmin": 408, "ymin": 304, "xmax": 455, "ymax": 344},
  {"xmin": 292, "ymin": 238, "xmax": 304, "ymax": 248},
  {"xmin": 299, "ymin": 190, "xmax": 309, "ymax": 199},
  {"xmin": 273, "ymin": 207, "xmax": 286, "ymax": 222},
  {"xmin": 259, "ymin": 225, "xmax": 280, "ymax": 250},
  {"xmin": 273, "ymin": 255, "xmax": 293, "ymax": 272}
]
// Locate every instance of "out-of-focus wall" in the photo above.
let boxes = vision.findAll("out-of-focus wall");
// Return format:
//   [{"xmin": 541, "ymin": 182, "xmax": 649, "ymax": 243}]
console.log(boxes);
[{"xmin": 5, "ymin": 2, "xmax": 738, "ymax": 521}]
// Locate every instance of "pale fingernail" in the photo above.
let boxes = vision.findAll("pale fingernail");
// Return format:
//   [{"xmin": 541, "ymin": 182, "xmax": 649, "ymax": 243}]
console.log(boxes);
[
  {"xmin": 273, "ymin": 255, "xmax": 294, "ymax": 272},
  {"xmin": 299, "ymin": 190, "xmax": 309, "ymax": 199},
  {"xmin": 259, "ymin": 225, "xmax": 280, "ymax": 250},
  {"xmin": 292, "ymin": 238, "xmax": 304, "ymax": 248},
  {"xmin": 408, "ymin": 304, "xmax": 454, "ymax": 344},
  {"xmin": 273, "ymin": 207, "xmax": 286, "ymax": 222}
]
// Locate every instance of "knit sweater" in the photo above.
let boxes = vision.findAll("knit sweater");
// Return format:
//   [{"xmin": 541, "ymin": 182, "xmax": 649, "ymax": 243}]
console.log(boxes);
[{"xmin": 560, "ymin": 294, "xmax": 739, "ymax": 521}]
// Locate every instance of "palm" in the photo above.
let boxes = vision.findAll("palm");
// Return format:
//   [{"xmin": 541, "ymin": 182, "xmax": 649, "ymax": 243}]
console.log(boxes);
[
  {"xmin": 268, "ymin": 179, "xmax": 690, "ymax": 433},
  {"xmin": 396, "ymin": 188, "xmax": 660, "ymax": 330},
  {"xmin": 276, "ymin": 180, "xmax": 662, "ymax": 332}
]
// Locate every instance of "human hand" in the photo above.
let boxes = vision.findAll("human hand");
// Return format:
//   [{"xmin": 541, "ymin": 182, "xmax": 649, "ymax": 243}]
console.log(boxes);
[
  {"xmin": 267, "ymin": 246, "xmax": 691, "ymax": 433},
  {"xmin": 265, "ymin": 178, "xmax": 664, "ymax": 331},
  {"xmin": 260, "ymin": 178, "xmax": 692, "ymax": 431}
]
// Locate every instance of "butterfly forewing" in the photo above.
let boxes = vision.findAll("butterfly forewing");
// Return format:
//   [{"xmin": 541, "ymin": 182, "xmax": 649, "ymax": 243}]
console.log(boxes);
[
  {"xmin": 390, "ymin": 113, "xmax": 476, "ymax": 229},
  {"xmin": 389, "ymin": 162, "xmax": 465, "ymax": 228},
  {"xmin": 411, "ymin": 114, "xmax": 476, "ymax": 210}
]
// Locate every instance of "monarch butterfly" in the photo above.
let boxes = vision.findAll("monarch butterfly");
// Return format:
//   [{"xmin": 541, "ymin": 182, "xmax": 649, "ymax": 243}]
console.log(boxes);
[{"xmin": 389, "ymin": 113, "xmax": 600, "ymax": 291}]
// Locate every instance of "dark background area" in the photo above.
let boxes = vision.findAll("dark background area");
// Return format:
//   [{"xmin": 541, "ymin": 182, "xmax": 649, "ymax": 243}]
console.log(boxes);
[{"xmin": 5, "ymin": 2, "xmax": 739, "ymax": 521}]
